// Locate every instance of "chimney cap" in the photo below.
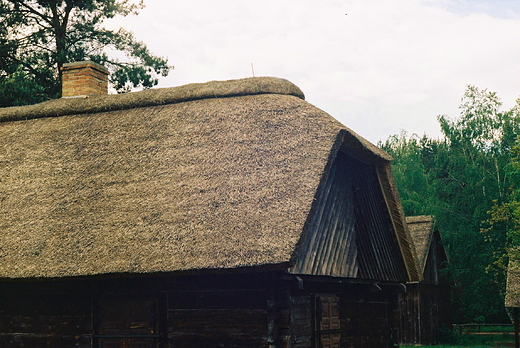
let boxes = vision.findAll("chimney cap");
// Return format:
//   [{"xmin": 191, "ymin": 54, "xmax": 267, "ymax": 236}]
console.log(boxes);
[{"xmin": 61, "ymin": 60, "xmax": 109, "ymax": 74}]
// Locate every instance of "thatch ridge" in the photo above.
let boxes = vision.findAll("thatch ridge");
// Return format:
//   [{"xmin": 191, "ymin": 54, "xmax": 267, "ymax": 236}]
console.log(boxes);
[
  {"xmin": 406, "ymin": 215, "xmax": 433, "ymax": 224},
  {"xmin": 0, "ymin": 77, "xmax": 304, "ymax": 123}
]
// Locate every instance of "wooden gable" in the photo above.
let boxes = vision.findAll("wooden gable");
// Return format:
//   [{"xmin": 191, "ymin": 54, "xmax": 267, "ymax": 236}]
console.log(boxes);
[
  {"xmin": 292, "ymin": 151, "xmax": 408, "ymax": 282},
  {"xmin": 422, "ymin": 229, "xmax": 449, "ymax": 285}
]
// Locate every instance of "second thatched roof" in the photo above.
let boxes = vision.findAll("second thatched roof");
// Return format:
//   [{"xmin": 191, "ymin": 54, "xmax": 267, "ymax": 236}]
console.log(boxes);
[
  {"xmin": 406, "ymin": 215, "xmax": 435, "ymax": 275},
  {"xmin": 506, "ymin": 253, "xmax": 520, "ymax": 308}
]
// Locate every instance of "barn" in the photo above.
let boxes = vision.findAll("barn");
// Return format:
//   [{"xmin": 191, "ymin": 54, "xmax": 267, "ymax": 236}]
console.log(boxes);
[
  {"xmin": 399, "ymin": 215, "xmax": 451, "ymax": 345},
  {"xmin": 0, "ymin": 61, "xmax": 419, "ymax": 347}
]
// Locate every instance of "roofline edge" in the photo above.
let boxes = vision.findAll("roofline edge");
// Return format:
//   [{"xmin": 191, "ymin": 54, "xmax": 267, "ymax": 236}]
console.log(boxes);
[{"xmin": 0, "ymin": 77, "xmax": 305, "ymax": 123}]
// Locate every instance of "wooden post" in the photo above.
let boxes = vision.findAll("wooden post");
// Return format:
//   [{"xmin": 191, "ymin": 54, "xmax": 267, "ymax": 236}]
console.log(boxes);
[{"xmin": 515, "ymin": 307, "xmax": 519, "ymax": 348}]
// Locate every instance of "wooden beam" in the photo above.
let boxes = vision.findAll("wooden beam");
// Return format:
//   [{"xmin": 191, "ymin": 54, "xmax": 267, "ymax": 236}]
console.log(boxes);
[{"xmin": 515, "ymin": 307, "xmax": 519, "ymax": 348}]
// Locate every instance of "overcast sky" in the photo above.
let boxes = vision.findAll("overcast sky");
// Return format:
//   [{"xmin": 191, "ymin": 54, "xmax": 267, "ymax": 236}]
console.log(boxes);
[{"xmin": 110, "ymin": 0, "xmax": 520, "ymax": 143}]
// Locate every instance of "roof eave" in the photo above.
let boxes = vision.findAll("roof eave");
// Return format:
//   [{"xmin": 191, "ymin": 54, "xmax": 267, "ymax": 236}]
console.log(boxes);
[{"xmin": 377, "ymin": 163, "xmax": 421, "ymax": 282}]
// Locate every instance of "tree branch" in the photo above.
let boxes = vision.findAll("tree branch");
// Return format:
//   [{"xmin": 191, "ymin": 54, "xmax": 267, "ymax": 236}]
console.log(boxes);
[
  {"xmin": 10, "ymin": 0, "xmax": 53, "ymax": 26},
  {"xmin": 62, "ymin": 0, "xmax": 74, "ymax": 31}
]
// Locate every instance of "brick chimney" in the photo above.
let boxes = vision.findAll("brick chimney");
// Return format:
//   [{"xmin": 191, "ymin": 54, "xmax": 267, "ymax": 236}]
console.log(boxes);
[{"xmin": 61, "ymin": 61, "xmax": 109, "ymax": 97}]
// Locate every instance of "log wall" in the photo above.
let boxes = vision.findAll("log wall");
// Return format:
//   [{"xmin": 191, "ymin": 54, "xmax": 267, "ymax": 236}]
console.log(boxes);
[
  {"xmin": 0, "ymin": 282, "xmax": 92, "ymax": 347},
  {"xmin": 0, "ymin": 273, "xmax": 403, "ymax": 348},
  {"xmin": 165, "ymin": 274, "xmax": 276, "ymax": 347}
]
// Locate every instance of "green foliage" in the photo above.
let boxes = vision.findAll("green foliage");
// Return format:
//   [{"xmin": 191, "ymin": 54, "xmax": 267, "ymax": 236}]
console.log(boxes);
[
  {"xmin": 381, "ymin": 86, "xmax": 520, "ymax": 323},
  {"xmin": 434, "ymin": 90, "xmax": 518, "ymax": 322},
  {"xmin": 0, "ymin": 0, "xmax": 172, "ymax": 106},
  {"xmin": 482, "ymin": 136, "xmax": 520, "ymax": 272},
  {"xmin": 378, "ymin": 131, "xmax": 434, "ymax": 216},
  {"xmin": 0, "ymin": 66, "xmax": 49, "ymax": 106}
]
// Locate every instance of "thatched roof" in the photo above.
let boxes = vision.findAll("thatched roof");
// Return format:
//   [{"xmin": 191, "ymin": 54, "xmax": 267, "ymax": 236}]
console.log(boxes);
[
  {"xmin": 506, "ymin": 254, "xmax": 520, "ymax": 308},
  {"xmin": 405, "ymin": 215, "xmax": 434, "ymax": 274},
  {"xmin": 0, "ymin": 76, "xmax": 414, "ymax": 280}
]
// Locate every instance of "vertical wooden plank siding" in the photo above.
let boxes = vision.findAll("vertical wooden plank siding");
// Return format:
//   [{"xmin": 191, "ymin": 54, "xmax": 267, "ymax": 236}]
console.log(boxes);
[
  {"xmin": 399, "ymin": 230, "xmax": 451, "ymax": 345},
  {"xmin": 291, "ymin": 296, "xmax": 313, "ymax": 348},
  {"xmin": 293, "ymin": 151, "xmax": 358, "ymax": 278},
  {"xmin": 423, "ymin": 232, "xmax": 449, "ymax": 286},
  {"xmin": 293, "ymin": 151, "xmax": 408, "ymax": 282},
  {"xmin": 398, "ymin": 284, "xmax": 421, "ymax": 344},
  {"xmin": 349, "ymin": 155, "xmax": 408, "ymax": 282}
]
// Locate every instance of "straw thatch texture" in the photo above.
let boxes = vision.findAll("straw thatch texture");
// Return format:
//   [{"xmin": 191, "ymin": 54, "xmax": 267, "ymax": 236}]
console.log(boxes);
[
  {"xmin": 0, "ymin": 80, "xmax": 328, "ymax": 278},
  {"xmin": 378, "ymin": 168, "xmax": 420, "ymax": 282},
  {"xmin": 405, "ymin": 215, "xmax": 434, "ymax": 274},
  {"xmin": 0, "ymin": 76, "xmax": 410, "ymax": 279},
  {"xmin": 506, "ymin": 255, "xmax": 520, "ymax": 308}
]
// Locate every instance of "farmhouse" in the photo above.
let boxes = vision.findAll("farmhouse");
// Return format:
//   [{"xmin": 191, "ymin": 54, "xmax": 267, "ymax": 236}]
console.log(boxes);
[
  {"xmin": 399, "ymin": 215, "xmax": 451, "ymax": 345},
  {"xmin": 0, "ymin": 61, "xmax": 419, "ymax": 347}
]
